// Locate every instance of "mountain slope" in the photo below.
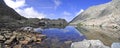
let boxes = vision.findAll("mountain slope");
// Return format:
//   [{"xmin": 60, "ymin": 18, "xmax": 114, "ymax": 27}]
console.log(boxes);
[
  {"xmin": 0, "ymin": 0, "xmax": 27, "ymax": 21},
  {"xmin": 70, "ymin": 0, "xmax": 120, "ymax": 27},
  {"xmin": 0, "ymin": 0, "xmax": 28, "ymax": 28}
]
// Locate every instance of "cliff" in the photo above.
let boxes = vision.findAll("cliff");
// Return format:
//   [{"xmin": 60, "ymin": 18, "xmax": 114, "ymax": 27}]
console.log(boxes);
[{"xmin": 70, "ymin": 0, "xmax": 120, "ymax": 27}]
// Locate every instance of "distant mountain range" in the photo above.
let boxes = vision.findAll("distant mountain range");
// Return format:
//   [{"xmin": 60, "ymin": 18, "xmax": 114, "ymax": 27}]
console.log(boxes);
[{"xmin": 70, "ymin": 0, "xmax": 120, "ymax": 27}]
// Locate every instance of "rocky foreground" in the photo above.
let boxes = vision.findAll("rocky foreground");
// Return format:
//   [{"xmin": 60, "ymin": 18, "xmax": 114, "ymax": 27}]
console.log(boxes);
[{"xmin": 0, "ymin": 28, "xmax": 46, "ymax": 48}]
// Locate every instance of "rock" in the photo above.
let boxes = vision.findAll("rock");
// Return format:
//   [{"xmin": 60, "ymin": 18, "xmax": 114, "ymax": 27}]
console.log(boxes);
[
  {"xmin": 19, "ymin": 40, "xmax": 29, "ymax": 45},
  {"xmin": 18, "ymin": 36, "xmax": 31, "ymax": 44},
  {"xmin": 34, "ymin": 28, "xmax": 43, "ymax": 33},
  {"xmin": 36, "ymin": 38, "xmax": 42, "ymax": 43},
  {"xmin": 111, "ymin": 43, "xmax": 120, "ymax": 48},
  {"xmin": 17, "ymin": 36, "xmax": 25, "ymax": 41},
  {"xmin": 4, "ymin": 35, "xmax": 16, "ymax": 44},
  {"xmin": 13, "ymin": 44, "xmax": 22, "ymax": 48},
  {"xmin": 38, "ymin": 34, "xmax": 47, "ymax": 39},
  {"xmin": 0, "ymin": 35, "xmax": 4, "ymax": 40},
  {"xmin": 64, "ymin": 41, "xmax": 72, "ymax": 44},
  {"xmin": 71, "ymin": 40, "xmax": 110, "ymax": 48},
  {"xmin": 31, "ymin": 36, "xmax": 37, "ymax": 42},
  {"xmin": 21, "ymin": 27, "xmax": 34, "ymax": 32},
  {"xmin": 4, "ymin": 32, "xmax": 12, "ymax": 39}
]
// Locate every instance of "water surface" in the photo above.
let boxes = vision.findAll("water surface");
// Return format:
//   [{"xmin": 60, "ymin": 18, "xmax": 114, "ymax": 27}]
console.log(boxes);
[
  {"xmin": 42, "ymin": 26, "xmax": 86, "ymax": 42},
  {"xmin": 35, "ymin": 26, "xmax": 86, "ymax": 48},
  {"xmin": 77, "ymin": 26, "xmax": 120, "ymax": 46}
]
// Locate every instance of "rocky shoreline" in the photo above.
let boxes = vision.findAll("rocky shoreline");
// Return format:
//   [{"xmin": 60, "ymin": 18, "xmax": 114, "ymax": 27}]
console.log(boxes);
[{"xmin": 0, "ymin": 28, "xmax": 46, "ymax": 48}]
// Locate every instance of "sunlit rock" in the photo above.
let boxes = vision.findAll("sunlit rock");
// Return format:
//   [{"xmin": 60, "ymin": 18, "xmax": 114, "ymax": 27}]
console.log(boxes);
[
  {"xmin": 71, "ymin": 40, "xmax": 110, "ymax": 48},
  {"xmin": 111, "ymin": 43, "xmax": 120, "ymax": 48}
]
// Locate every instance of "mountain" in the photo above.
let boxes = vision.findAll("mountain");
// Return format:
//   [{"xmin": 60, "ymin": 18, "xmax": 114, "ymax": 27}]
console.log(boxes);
[
  {"xmin": 0, "ymin": 0, "xmax": 27, "ymax": 21},
  {"xmin": 70, "ymin": 0, "xmax": 120, "ymax": 27},
  {"xmin": 0, "ymin": 0, "xmax": 28, "ymax": 28}
]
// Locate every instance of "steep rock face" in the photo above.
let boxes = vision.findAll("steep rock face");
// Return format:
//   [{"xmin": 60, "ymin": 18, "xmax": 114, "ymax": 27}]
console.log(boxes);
[
  {"xmin": 0, "ymin": 0, "xmax": 27, "ymax": 21},
  {"xmin": 70, "ymin": 0, "xmax": 120, "ymax": 27}
]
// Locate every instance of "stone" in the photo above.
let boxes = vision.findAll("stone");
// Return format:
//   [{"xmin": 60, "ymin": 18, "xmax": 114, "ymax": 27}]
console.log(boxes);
[
  {"xmin": 36, "ymin": 38, "xmax": 42, "ymax": 43},
  {"xmin": 64, "ymin": 41, "xmax": 72, "ymax": 44},
  {"xmin": 31, "ymin": 36, "xmax": 37, "ymax": 42},
  {"xmin": 71, "ymin": 40, "xmax": 110, "ymax": 48},
  {"xmin": 4, "ymin": 35, "xmax": 16, "ymax": 44},
  {"xmin": 0, "ymin": 35, "xmax": 4, "ymax": 40},
  {"xmin": 13, "ymin": 44, "xmax": 22, "ymax": 48},
  {"xmin": 111, "ymin": 43, "xmax": 120, "ymax": 48},
  {"xmin": 4, "ymin": 33, "xmax": 12, "ymax": 39},
  {"xmin": 22, "ymin": 27, "xmax": 34, "ymax": 32},
  {"xmin": 19, "ymin": 40, "xmax": 29, "ymax": 45},
  {"xmin": 19, "ymin": 36, "xmax": 31, "ymax": 44},
  {"xmin": 38, "ymin": 34, "xmax": 47, "ymax": 39}
]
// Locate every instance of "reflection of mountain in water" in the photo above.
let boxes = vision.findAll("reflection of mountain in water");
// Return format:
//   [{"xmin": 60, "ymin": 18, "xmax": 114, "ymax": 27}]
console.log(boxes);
[
  {"xmin": 77, "ymin": 26, "xmax": 120, "ymax": 46},
  {"xmin": 35, "ymin": 26, "xmax": 86, "ymax": 48}
]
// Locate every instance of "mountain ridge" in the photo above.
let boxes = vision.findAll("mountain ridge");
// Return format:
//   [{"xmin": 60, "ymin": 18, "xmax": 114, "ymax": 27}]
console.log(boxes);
[
  {"xmin": 70, "ymin": 0, "xmax": 120, "ymax": 27},
  {"xmin": 0, "ymin": 0, "xmax": 27, "ymax": 20}
]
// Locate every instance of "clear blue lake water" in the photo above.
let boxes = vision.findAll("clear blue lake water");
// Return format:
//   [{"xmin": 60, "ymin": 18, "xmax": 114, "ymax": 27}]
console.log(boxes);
[{"xmin": 35, "ymin": 26, "xmax": 86, "ymax": 42}]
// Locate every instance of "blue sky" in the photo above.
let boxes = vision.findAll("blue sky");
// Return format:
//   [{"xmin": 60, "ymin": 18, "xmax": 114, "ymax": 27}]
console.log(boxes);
[{"xmin": 4, "ymin": 0, "xmax": 111, "ymax": 22}]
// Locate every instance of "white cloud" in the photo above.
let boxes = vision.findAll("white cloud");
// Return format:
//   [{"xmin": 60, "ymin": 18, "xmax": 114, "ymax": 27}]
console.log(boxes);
[
  {"xmin": 4, "ymin": 0, "xmax": 26, "ymax": 9},
  {"xmin": 76, "ymin": 9, "xmax": 84, "ymax": 16},
  {"xmin": 53, "ymin": 0, "xmax": 61, "ymax": 9},
  {"xmin": 4, "ymin": 0, "xmax": 45, "ymax": 19},
  {"xmin": 16, "ymin": 7, "xmax": 45, "ymax": 18},
  {"xmin": 63, "ymin": 11, "xmax": 71, "ymax": 16}
]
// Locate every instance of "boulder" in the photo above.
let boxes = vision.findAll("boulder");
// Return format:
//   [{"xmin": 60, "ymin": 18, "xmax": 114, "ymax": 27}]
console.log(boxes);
[
  {"xmin": 71, "ymin": 40, "xmax": 110, "ymax": 48},
  {"xmin": 111, "ymin": 43, "xmax": 120, "ymax": 48},
  {"xmin": 0, "ymin": 35, "xmax": 4, "ymax": 40},
  {"xmin": 20, "ymin": 27, "xmax": 34, "ymax": 32}
]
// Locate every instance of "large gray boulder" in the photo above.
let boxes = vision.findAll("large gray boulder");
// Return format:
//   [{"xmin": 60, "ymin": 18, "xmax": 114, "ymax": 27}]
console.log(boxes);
[
  {"xmin": 71, "ymin": 40, "xmax": 110, "ymax": 48},
  {"xmin": 70, "ymin": 0, "xmax": 120, "ymax": 27},
  {"xmin": 111, "ymin": 43, "xmax": 120, "ymax": 48}
]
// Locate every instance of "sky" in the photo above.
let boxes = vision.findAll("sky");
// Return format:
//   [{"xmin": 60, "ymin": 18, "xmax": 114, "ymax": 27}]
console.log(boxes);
[{"xmin": 4, "ymin": 0, "xmax": 111, "ymax": 22}]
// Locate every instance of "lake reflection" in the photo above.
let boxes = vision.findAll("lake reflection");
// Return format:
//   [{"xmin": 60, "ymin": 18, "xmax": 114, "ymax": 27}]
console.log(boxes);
[
  {"xmin": 42, "ymin": 26, "xmax": 85, "ymax": 42},
  {"xmin": 35, "ymin": 26, "xmax": 86, "ymax": 48},
  {"xmin": 77, "ymin": 26, "xmax": 120, "ymax": 46}
]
